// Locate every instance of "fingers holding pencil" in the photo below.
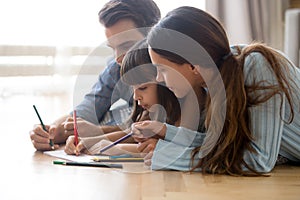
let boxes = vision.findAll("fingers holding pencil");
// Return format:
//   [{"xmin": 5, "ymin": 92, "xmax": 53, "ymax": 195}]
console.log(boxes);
[
  {"xmin": 32, "ymin": 105, "xmax": 57, "ymax": 150},
  {"xmin": 65, "ymin": 136, "xmax": 86, "ymax": 155},
  {"xmin": 30, "ymin": 125, "xmax": 59, "ymax": 150}
]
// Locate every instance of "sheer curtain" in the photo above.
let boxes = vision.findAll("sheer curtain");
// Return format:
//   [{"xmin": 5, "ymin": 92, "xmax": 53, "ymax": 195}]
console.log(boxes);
[
  {"xmin": 206, "ymin": 0, "xmax": 289, "ymax": 50},
  {"xmin": 284, "ymin": 8, "xmax": 300, "ymax": 67}
]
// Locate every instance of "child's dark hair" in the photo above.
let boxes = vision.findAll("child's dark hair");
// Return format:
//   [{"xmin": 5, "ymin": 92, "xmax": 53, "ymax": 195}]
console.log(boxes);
[{"xmin": 121, "ymin": 39, "xmax": 181, "ymax": 125}]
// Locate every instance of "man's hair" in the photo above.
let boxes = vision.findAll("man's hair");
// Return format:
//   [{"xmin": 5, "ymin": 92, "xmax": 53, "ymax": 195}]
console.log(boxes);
[{"xmin": 99, "ymin": 0, "xmax": 161, "ymax": 33}]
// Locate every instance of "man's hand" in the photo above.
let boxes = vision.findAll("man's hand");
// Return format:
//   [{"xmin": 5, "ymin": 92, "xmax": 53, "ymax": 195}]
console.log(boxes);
[{"xmin": 30, "ymin": 124, "xmax": 59, "ymax": 151}]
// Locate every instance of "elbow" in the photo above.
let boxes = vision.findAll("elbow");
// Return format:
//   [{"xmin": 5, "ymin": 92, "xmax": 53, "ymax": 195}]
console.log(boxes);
[
  {"xmin": 244, "ymin": 153, "xmax": 276, "ymax": 173},
  {"xmin": 255, "ymin": 162, "xmax": 274, "ymax": 173}
]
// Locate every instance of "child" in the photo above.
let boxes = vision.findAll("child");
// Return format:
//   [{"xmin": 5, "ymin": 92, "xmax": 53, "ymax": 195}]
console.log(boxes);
[{"xmin": 64, "ymin": 39, "xmax": 181, "ymax": 156}]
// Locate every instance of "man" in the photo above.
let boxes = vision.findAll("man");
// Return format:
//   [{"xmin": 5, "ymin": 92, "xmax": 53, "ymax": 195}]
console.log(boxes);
[{"xmin": 30, "ymin": 0, "xmax": 161, "ymax": 150}]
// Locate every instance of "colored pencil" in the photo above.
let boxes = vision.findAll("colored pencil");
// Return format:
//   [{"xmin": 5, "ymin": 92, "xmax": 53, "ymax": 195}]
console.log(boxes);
[
  {"xmin": 73, "ymin": 110, "xmax": 79, "ymax": 146},
  {"xmin": 99, "ymin": 133, "xmax": 133, "ymax": 154},
  {"xmin": 33, "ymin": 105, "xmax": 54, "ymax": 150},
  {"xmin": 53, "ymin": 160, "xmax": 123, "ymax": 168}
]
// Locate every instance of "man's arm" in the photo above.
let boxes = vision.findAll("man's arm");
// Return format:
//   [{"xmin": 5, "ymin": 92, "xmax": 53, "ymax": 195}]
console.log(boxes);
[
  {"xmin": 74, "ymin": 59, "xmax": 123, "ymax": 124},
  {"xmin": 53, "ymin": 113, "xmax": 125, "ymax": 144},
  {"xmin": 52, "ymin": 114, "xmax": 72, "ymax": 144}
]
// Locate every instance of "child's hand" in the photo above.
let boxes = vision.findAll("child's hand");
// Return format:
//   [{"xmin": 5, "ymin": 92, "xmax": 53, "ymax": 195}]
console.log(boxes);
[{"xmin": 64, "ymin": 136, "xmax": 85, "ymax": 155}]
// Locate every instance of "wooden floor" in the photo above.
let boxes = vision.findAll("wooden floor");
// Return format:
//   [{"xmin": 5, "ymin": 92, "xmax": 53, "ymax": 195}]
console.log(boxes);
[{"xmin": 1, "ymin": 92, "xmax": 300, "ymax": 200}]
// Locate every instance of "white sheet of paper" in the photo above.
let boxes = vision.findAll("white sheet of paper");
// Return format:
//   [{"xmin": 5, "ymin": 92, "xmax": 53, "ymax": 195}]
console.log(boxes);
[
  {"xmin": 44, "ymin": 149, "xmax": 102, "ymax": 163},
  {"xmin": 44, "ymin": 150, "xmax": 151, "ymax": 173}
]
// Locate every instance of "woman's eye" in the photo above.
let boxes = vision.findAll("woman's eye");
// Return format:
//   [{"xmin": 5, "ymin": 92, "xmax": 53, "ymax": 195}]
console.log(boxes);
[{"xmin": 138, "ymin": 87, "xmax": 147, "ymax": 90}]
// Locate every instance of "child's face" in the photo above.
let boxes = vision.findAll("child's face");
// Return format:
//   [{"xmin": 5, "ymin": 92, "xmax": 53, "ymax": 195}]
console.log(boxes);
[{"xmin": 132, "ymin": 82, "xmax": 158, "ymax": 111}]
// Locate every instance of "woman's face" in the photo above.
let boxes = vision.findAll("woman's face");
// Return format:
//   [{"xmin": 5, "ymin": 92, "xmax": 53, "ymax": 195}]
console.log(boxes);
[
  {"xmin": 132, "ymin": 82, "xmax": 158, "ymax": 111},
  {"xmin": 149, "ymin": 48, "xmax": 197, "ymax": 98}
]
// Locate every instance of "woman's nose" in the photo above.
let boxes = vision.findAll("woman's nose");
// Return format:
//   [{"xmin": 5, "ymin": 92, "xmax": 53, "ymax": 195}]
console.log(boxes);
[{"xmin": 156, "ymin": 72, "xmax": 164, "ymax": 82}]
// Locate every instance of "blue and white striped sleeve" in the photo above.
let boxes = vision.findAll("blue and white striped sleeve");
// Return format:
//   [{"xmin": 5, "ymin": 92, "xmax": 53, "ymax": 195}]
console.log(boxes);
[
  {"xmin": 242, "ymin": 52, "xmax": 285, "ymax": 173},
  {"xmin": 164, "ymin": 124, "xmax": 206, "ymax": 147},
  {"xmin": 151, "ymin": 139, "xmax": 201, "ymax": 171},
  {"xmin": 151, "ymin": 124, "xmax": 206, "ymax": 171}
]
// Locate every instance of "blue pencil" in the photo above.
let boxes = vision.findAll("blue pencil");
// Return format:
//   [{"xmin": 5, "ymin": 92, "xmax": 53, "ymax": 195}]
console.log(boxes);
[{"xmin": 99, "ymin": 132, "xmax": 133, "ymax": 154}]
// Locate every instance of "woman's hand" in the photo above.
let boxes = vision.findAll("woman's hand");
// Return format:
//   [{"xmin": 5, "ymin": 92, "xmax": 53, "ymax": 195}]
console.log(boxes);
[
  {"xmin": 137, "ymin": 138, "xmax": 158, "ymax": 167},
  {"xmin": 131, "ymin": 120, "xmax": 166, "ymax": 141},
  {"xmin": 137, "ymin": 138, "xmax": 158, "ymax": 153},
  {"xmin": 144, "ymin": 151, "xmax": 154, "ymax": 166}
]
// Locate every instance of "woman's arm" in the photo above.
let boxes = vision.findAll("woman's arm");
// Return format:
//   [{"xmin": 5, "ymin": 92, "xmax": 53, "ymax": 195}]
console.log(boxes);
[
  {"xmin": 164, "ymin": 124, "xmax": 206, "ymax": 147},
  {"xmin": 131, "ymin": 121, "xmax": 206, "ymax": 171},
  {"xmin": 242, "ymin": 52, "xmax": 286, "ymax": 173},
  {"xmin": 151, "ymin": 139, "xmax": 201, "ymax": 171}
]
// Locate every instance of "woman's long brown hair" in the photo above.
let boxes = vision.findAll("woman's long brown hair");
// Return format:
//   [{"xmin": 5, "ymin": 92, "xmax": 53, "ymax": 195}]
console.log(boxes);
[{"xmin": 148, "ymin": 6, "xmax": 299, "ymax": 176}]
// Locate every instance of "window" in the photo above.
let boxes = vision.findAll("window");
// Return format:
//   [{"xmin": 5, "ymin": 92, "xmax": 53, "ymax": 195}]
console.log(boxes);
[
  {"xmin": 0, "ymin": 0, "xmax": 205, "ymax": 95},
  {"xmin": 0, "ymin": 0, "xmax": 205, "ymax": 46}
]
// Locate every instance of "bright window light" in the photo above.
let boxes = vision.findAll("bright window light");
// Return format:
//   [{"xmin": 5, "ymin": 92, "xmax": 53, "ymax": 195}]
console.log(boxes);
[{"xmin": 0, "ymin": 0, "xmax": 205, "ymax": 46}]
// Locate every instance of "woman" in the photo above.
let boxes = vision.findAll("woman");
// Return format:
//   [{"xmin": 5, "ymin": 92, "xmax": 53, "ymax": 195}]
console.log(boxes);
[
  {"xmin": 132, "ymin": 6, "xmax": 300, "ymax": 175},
  {"xmin": 65, "ymin": 39, "xmax": 181, "ymax": 156}
]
